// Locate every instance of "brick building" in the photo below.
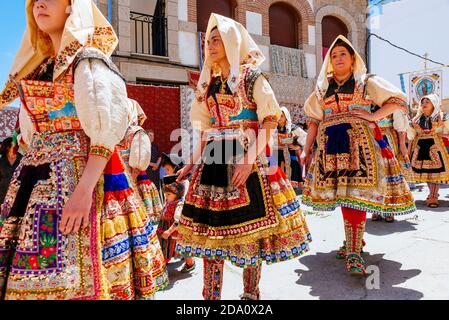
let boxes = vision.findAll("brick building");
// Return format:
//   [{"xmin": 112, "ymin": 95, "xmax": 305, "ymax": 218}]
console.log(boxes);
[{"xmin": 94, "ymin": 0, "xmax": 368, "ymax": 153}]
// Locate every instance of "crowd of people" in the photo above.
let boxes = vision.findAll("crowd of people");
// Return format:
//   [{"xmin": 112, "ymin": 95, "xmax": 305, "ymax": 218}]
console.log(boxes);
[{"xmin": 0, "ymin": 0, "xmax": 448, "ymax": 301}]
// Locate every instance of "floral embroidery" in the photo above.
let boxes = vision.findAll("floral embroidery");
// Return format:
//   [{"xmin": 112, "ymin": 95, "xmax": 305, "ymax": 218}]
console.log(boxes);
[{"xmin": 90, "ymin": 145, "xmax": 113, "ymax": 159}]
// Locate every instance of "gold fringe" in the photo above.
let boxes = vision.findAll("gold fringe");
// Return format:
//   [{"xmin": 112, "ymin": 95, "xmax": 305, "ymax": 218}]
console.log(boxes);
[{"xmin": 177, "ymin": 210, "xmax": 308, "ymax": 247}]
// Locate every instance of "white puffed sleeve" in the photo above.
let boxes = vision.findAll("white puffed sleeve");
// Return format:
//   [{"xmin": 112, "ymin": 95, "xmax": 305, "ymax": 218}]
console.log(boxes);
[
  {"xmin": 129, "ymin": 129, "xmax": 152, "ymax": 171},
  {"xmin": 392, "ymin": 109, "xmax": 409, "ymax": 133},
  {"xmin": 304, "ymin": 92, "xmax": 324, "ymax": 123},
  {"xmin": 366, "ymin": 76, "xmax": 408, "ymax": 109},
  {"xmin": 18, "ymin": 104, "xmax": 34, "ymax": 145},
  {"xmin": 191, "ymin": 96, "xmax": 212, "ymax": 131},
  {"xmin": 292, "ymin": 126, "xmax": 307, "ymax": 147},
  {"xmin": 74, "ymin": 59, "xmax": 130, "ymax": 159},
  {"xmin": 392, "ymin": 109, "xmax": 416, "ymax": 141},
  {"xmin": 253, "ymin": 75, "xmax": 282, "ymax": 124}
]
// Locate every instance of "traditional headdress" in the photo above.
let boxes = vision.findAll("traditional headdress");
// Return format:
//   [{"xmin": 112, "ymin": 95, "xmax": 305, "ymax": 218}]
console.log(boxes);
[
  {"xmin": 197, "ymin": 13, "xmax": 265, "ymax": 96},
  {"xmin": 0, "ymin": 0, "xmax": 118, "ymax": 109}
]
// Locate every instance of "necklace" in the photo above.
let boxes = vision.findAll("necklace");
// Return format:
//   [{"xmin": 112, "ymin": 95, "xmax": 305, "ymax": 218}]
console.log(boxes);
[
  {"xmin": 219, "ymin": 75, "xmax": 228, "ymax": 94},
  {"xmin": 333, "ymin": 73, "xmax": 352, "ymax": 93}
]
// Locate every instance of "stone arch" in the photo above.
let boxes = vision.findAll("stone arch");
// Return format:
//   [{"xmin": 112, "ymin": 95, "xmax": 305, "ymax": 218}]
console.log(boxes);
[
  {"xmin": 315, "ymin": 5, "xmax": 360, "ymax": 75},
  {"xmin": 269, "ymin": 0, "xmax": 314, "ymax": 45}
]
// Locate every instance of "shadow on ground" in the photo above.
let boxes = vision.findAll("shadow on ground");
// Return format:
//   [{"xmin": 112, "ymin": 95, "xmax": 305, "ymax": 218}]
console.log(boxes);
[
  {"xmin": 415, "ymin": 200, "xmax": 449, "ymax": 212},
  {"xmin": 163, "ymin": 259, "xmax": 195, "ymax": 291},
  {"xmin": 295, "ymin": 251, "xmax": 423, "ymax": 300},
  {"xmin": 365, "ymin": 219, "xmax": 419, "ymax": 236}
]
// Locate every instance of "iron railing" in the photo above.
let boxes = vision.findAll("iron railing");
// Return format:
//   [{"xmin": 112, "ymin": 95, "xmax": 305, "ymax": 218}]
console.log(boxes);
[{"xmin": 130, "ymin": 11, "xmax": 168, "ymax": 57}]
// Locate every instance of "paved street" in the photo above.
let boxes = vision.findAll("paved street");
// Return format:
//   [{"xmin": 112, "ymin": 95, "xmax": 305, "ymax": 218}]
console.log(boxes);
[{"xmin": 157, "ymin": 184, "xmax": 449, "ymax": 300}]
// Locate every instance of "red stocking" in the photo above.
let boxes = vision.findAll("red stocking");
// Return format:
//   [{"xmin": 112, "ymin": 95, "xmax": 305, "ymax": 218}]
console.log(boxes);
[
  {"xmin": 241, "ymin": 264, "xmax": 262, "ymax": 300},
  {"xmin": 341, "ymin": 207, "xmax": 367, "ymax": 255},
  {"xmin": 202, "ymin": 259, "xmax": 224, "ymax": 300}
]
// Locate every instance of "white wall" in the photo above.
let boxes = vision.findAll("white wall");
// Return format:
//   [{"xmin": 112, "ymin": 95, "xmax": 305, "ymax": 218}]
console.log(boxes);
[
  {"xmin": 179, "ymin": 31, "xmax": 200, "ymax": 67},
  {"xmin": 246, "ymin": 11, "xmax": 262, "ymax": 36},
  {"xmin": 130, "ymin": 0, "xmax": 157, "ymax": 15},
  {"xmin": 178, "ymin": 0, "xmax": 188, "ymax": 21},
  {"xmin": 305, "ymin": 53, "xmax": 316, "ymax": 78}
]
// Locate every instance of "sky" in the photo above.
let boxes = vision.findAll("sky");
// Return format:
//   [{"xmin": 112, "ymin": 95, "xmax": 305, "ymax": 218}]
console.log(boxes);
[
  {"xmin": 370, "ymin": 0, "xmax": 449, "ymax": 99},
  {"xmin": 0, "ymin": 1, "xmax": 26, "ymax": 107},
  {"xmin": 0, "ymin": 0, "xmax": 448, "ymax": 108}
]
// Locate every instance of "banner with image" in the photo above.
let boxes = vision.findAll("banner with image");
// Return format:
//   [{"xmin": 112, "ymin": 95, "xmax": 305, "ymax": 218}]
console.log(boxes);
[{"xmin": 409, "ymin": 69, "xmax": 443, "ymax": 112}]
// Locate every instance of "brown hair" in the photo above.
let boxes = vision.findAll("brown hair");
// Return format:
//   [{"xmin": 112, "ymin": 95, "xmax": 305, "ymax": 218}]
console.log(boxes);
[{"xmin": 330, "ymin": 38, "xmax": 355, "ymax": 57}]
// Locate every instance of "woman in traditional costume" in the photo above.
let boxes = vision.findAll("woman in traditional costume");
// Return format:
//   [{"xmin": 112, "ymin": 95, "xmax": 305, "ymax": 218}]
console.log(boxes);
[
  {"xmin": 275, "ymin": 107, "xmax": 307, "ymax": 194},
  {"xmin": 301, "ymin": 36, "xmax": 416, "ymax": 275},
  {"xmin": 370, "ymin": 89, "xmax": 415, "ymax": 222},
  {"xmin": 174, "ymin": 14, "xmax": 311, "ymax": 300},
  {"xmin": 0, "ymin": 0, "xmax": 166, "ymax": 300},
  {"xmin": 410, "ymin": 94, "xmax": 449, "ymax": 208},
  {"xmin": 122, "ymin": 99, "xmax": 163, "ymax": 224}
]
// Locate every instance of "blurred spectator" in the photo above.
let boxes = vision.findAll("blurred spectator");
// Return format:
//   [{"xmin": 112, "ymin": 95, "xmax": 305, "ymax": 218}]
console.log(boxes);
[
  {"xmin": 0, "ymin": 137, "xmax": 22, "ymax": 204},
  {"xmin": 146, "ymin": 129, "xmax": 162, "ymax": 189}
]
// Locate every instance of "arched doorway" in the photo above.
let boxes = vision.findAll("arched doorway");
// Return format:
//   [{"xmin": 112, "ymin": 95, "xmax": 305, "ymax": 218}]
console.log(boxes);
[
  {"xmin": 269, "ymin": 2, "xmax": 300, "ymax": 48},
  {"xmin": 322, "ymin": 15, "xmax": 349, "ymax": 58}
]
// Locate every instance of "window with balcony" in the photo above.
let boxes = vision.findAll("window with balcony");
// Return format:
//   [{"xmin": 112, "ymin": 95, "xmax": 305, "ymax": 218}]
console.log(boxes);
[{"xmin": 130, "ymin": 0, "xmax": 167, "ymax": 56}]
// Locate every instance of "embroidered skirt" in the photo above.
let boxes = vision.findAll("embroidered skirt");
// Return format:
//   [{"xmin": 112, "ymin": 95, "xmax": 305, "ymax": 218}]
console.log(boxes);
[
  {"xmin": 0, "ymin": 131, "xmax": 168, "ymax": 300},
  {"xmin": 302, "ymin": 114, "xmax": 416, "ymax": 216},
  {"xmin": 136, "ymin": 173, "xmax": 163, "ymax": 224},
  {"xmin": 175, "ymin": 139, "xmax": 311, "ymax": 268},
  {"xmin": 102, "ymin": 151, "xmax": 168, "ymax": 300},
  {"xmin": 380, "ymin": 126, "xmax": 414, "ymax": 183},
  {"xmin": 0, "ymin": 131, "xmax": 106, "ymax": 300},
  {"xmin": 410, "ymin": 133, "xmax": 449, "ymax": 184}
]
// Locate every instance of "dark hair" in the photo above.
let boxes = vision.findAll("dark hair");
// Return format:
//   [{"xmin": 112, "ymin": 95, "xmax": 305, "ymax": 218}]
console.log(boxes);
[
  {"xmin": 0, "ymin": 137, "xmax": 13, "ymax": 158},
  {"xmin": 160, "ymin": 153, "xmax": 184, "ymax": 172},
  {"xmin": 211, "ymin": 26, "xmax": 218, "ymax": 33},
  {"xmin": 330, "ymin": 38, "xmax": 355, "ymax": 57}
]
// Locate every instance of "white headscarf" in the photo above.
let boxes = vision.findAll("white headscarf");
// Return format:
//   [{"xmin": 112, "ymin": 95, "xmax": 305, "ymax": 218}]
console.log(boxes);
[
  {"xmin": 416, "ymin": 93, "xmax": 442, "ymax": 120},
  {"xmin": 0, "ymin": 0, "xmax": 118, "ymax": 109},
  {"xmin": 315, "ymin": 35, "xmax": 366, "ymax": 100},
  {"xmin": 197, "ymin": 14, "xmax": 265, "ymax": 96},
  {"xmin": 128, "ymin": 99, "xmax": 147, "ymax": 126},
  {"xmin": 280, "ymin": 106, "xmax": 292, "ymax": 133}
]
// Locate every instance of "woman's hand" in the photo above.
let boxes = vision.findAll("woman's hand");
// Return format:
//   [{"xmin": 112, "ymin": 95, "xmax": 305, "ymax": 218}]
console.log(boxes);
[
  {"xmin": 399, "ymin": 143, "xmax": 409, "ymax": 161},
  {"xmin": 232, "ymin": 163, "xmax": 253, "ymax": 187},
  {"xmin": 176, "ymin": 163, "xmax": 194, "ymax": 182},
  {"xmin": 59, "ymin": 186, "xmax": 93, "ymax": 235},
  {"xmin": 350, "ymin": 109, "xmax": 377, "ymax": 122},
  {"xmin": 300, "ymin": 149, "xmax": 312, "ymax": 166},
  {"xmin": 162, "ymin": 230, "xmax": 171, "ymax": 240},
  {"xmin": 59, "ymin": 155, "xmax": 108, "ymax": 236}
]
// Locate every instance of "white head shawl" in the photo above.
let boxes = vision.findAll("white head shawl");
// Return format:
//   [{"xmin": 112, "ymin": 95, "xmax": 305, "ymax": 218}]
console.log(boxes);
[
  {"xmin": 0, "ymin": 0, "xmax": 118, "ymax": 109},
  {"xmin": 280, "ymin": 106, "xmax": 292, "ymax": 133},
  {"xmin": 417, "ymin": 93, "xmax": 442, "ymax": 120},
  {"xmin": 315, "ymin": 35, "xmax": 366, "ymax": 100},
  {"xmin": 128, "ymin": 99, "xmax": 147, "ymax": 126},
  {"xmin": 197, "ymin": 14, "xmax": 265, "ymax": 96}
]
